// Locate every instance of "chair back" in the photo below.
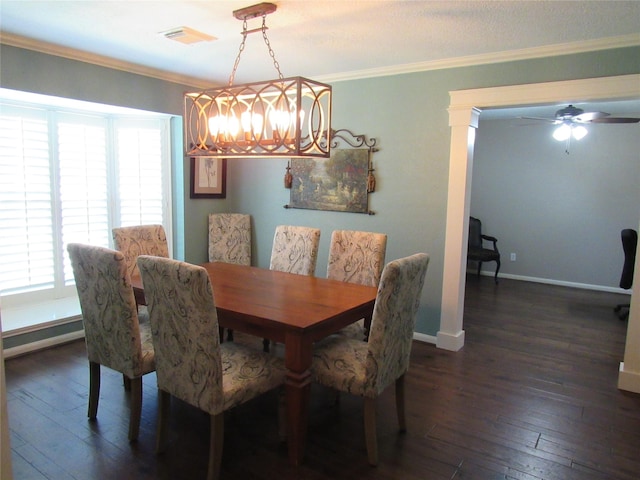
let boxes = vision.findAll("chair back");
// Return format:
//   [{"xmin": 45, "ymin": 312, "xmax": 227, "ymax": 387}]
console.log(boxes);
[
  {"xmin": 208, "ymin": 213, "xmax": 251, "ymax": 265},
  {"xmin": 67, "ymin": 243, "xmax": 144, "ymax": 377},
  {"xmin": 365, "ymin": 253, "xmax": 429, "ymax": 397},
  {"xmin": 620, "ymin": 229, "xmax": 638, "ymax": 290},
  {"xmin": 468, "ymin": 217, "xmax": 483, "ymax": 251},
  {"xmin": 137, "ymin": 255, "xmax": 224, "ymax": 416},
  {"xmin": 326, "ymin": 230, "xmax": 387, "ymax": 287},
  {"xmin": 269, "ymin": 225, "xmax": 320, "ymax": 276},
  {"xmin": 112, "ymin": 224, "xmax": 169, "ymax": 279}
]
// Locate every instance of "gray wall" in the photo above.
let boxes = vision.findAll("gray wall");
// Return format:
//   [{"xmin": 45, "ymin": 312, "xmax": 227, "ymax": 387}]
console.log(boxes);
[
  {"xmin": 1, "ymin": 43, "xmax": 639, "ymax": 339},
  {"xmin": 472, "ymin": 116, "xmax": 640, "ymax": 288}
]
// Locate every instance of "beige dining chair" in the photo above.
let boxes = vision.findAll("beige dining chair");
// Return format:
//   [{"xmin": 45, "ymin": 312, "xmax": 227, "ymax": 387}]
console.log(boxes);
[
  {"xmin": 312, "ymin": 253, "xmax": 429, "ymax": 466},
  {"xmin": 265, "ymin": 224, "xmax": 321, "ymax": 351},
  {"xmin": 269, "ymin": 225, "xmax": 320, "ymax": 276},
  {"xmin": 326, "ymin": 230, "xmax": 387, "ymax": 341},
  {"xmin": 137, "ymin": 255, "xmax": 286, "ymax": 480},
  {"xmin": 208, "ymin": 213, "xmax": 252, "ymax": 265},
  {"xmin": 67, "ymin": 243, "xmax": 155, "ymax": 442},
  {"xmin": 112, "ymin": 224, "xmax": 169, "ymax": 280}
]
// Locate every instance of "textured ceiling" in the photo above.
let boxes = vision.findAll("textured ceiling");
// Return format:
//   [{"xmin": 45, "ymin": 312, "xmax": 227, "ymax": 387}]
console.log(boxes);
[{"xmin": 1, "ymin": 0, "xmax": 639, "ymax": 88}]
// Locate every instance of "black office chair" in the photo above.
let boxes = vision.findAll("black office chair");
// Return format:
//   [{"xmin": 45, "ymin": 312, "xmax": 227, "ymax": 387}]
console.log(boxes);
[
  {"xmin": 467, "ymin": 216, "xmax": 501, "ymax": 284},
  {"xmin": 614, "ymin": 229, "xmax": 637, "ymax": 320}
]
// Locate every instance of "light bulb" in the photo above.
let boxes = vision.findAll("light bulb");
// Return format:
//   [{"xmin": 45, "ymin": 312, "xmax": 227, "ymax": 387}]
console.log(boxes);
[
  {"xmin": 553, "ymin": 124, "xmax": 571, "ymax": 141},
  {"xmin": 572, "ymin": 125, "xmax": 587, "ymax": 140}
]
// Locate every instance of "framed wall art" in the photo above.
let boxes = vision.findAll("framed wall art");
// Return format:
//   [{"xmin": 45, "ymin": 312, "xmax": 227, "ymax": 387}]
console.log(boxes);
[
  {"xmin": 190, "ymin": 157, "xmax": 226, "ymax": 198},
  {"xmin": 285, "ymin": 129, "xmax": 378, "ymax": 214}
]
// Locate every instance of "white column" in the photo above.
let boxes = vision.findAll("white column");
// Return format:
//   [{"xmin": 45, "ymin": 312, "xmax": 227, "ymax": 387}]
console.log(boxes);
[
  {"xmin": 618, "ymin": 220, "xmax": 640, "ymax": 393},
  {"xmin": 437, "ymin": 106, "xmax": 480, "ymax": 351}
]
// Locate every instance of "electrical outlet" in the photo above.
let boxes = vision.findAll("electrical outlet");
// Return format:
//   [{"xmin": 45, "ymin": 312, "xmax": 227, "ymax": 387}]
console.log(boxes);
[{"xmin": 510, "ymin": 253, "xmax": 516, "ymax": 261}]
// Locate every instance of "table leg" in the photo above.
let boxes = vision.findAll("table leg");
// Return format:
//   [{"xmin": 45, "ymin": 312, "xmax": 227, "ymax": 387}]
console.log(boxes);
[{"xmin": 284, "ymin": 333, "xmax": 312, "ymax": 466}]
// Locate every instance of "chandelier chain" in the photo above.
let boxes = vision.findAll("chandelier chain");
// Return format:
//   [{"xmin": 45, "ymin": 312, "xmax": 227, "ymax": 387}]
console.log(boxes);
[
  {"xmin": 228, "ymin": 14, "xmax": 283, "ymax": 86},
  {"xmin": 261, "ymin": 15, "xmax": 284, "ymax": 80},
  {"xmin": 228, "ymin": 19, "xmax": 248, "ymax": 86}
]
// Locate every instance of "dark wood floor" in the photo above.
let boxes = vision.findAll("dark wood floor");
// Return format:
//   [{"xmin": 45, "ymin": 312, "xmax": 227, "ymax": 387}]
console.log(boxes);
[{"xmin": 5, "ymin": 276, "xmax": 640, "ymax": 479}]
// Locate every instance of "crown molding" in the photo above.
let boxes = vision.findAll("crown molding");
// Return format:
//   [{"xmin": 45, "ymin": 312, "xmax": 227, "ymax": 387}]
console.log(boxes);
[
  {"xmin": 2, "ymin": 31, "xmax": 639, "ymax": 86},
  {"xmin": 0, "ymin": 32, "xmax": 211, "ymax": 88},
  {"xmin": 319, "ymin": 33, "xmax": 640, "ymax": 83}
]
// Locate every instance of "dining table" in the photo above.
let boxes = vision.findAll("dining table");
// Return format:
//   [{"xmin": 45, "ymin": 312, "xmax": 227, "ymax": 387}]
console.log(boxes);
[{"xmin": 131, "ymin": 261, "xmax": 377, "ymax": 466}]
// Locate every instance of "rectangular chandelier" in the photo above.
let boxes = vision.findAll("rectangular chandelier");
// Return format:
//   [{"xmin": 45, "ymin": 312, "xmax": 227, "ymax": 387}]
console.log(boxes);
[{"xmin": 184, "ymin": 76, "xmax": 332, "ymax": 158}]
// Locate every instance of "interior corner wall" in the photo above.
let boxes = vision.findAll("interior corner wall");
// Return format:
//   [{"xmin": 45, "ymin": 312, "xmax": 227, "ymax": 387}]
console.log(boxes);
[{"xmin": 472, "ymin": 116, "xmax": 640, "ymax": 288}]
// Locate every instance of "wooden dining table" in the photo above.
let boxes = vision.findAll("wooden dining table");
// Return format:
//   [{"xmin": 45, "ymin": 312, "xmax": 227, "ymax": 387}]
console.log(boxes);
[{"xmin": 131, "ymin": 261, "xmax": 377, "ymax": 466}]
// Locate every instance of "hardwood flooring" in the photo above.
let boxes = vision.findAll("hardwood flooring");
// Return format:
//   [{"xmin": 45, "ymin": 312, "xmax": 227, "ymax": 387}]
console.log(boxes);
[{"xmin": 5, "ymin": 276, "xmax": 640, "ymax": 479}]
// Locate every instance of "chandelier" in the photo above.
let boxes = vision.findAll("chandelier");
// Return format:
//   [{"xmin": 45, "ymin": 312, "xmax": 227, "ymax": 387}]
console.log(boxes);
[{"xmin": 184, "ymin": 2, "xmax": 332, "ymax": 158}]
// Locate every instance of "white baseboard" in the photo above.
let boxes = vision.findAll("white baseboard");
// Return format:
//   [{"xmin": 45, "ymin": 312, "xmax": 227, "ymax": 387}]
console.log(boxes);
[
  {"xmin": 478, "ymin": 270, "xmax": 631, "ymax": 294},
  {"xmin": 413, "ymin": 332, "xmax": 437, "ymax": 344},
  {"xmin": 3, "ymin": 330, "xmax": 84, "ymax": 359},
  {"xmin": 618, "ymin": 362, "xmax": 640, "ymax": 394}
]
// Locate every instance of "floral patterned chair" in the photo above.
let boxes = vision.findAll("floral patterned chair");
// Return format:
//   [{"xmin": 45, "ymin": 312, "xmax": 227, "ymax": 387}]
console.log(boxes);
[
  {"xmin": 112, "ymin": 224, "xmax": 169, "ymax": 280},
  {"xmin": 269, "ymin": 225, "xmax": 320, "ymax": 276},
  {"xmin": 326, "ymin": 230, "xmax": 387, "ymax": 341},
  {"xmin": 312, "ymin": 253, "xmax": 429, "ymax": 466},
  {"xmin": 208, "ymin": 213, "xmax": 252, "ymax": 266},
  {"xmin": 67, "ymin": 243, "xmax": 155, "ymax": 442},
  {"xmin": 137, "ymin": 255, "xmax": 286, "ymax": 480}
]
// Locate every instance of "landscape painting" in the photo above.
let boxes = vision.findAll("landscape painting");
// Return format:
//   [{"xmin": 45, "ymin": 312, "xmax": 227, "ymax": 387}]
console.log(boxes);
[{"xmin": 289, "ymin": 148, "xmax": 369, "ymax": 213}]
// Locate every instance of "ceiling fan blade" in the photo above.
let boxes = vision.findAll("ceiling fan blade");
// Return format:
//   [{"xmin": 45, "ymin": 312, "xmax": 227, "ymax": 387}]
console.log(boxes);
[
  {"xmin": 573, "ymin": 111, "xmax": 610, "ymax": 122},
  {"xmin": 588, "ymin": 117, "xmax": 640, "ymax": 124},
  {"xmin": 518, "ymin": 116, "xmax": 558, "ymax": 124}
]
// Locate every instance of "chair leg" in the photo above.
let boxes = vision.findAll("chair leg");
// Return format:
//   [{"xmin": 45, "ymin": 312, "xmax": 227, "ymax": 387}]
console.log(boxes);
[
  {"xmin": 226, "ymin": 329, "xmax": 234, "ymax": 342},
  {"xmin": 363, "ymin": 397, "xmax": 378, "ymax": 466},
  {"xmin": 156, "ymin": 389, "xmax": 171, "ymax": 454},
  {"xmin": 88, "ymin": 361, "xmax": 100, "ymax": 420},
  {"xmin": 263, "ymin": 338, "xmax": 270, "ymax": 353},
  {"xmin": 208, "ymin": 413, "xmax": 224, "ymax": 480},
  {"xmin": 494, "ymin": 259, "xmax": 501, "ymax": 284},
  {"xmin": 476, "ymin": 261, "xmax": 482, "ymax": 278},
  {"xmin": 123, "ymin": 374, "xmax": 132, "ymax": 391},
  {"xmin": 395, "ymin": 375, "xmax": 407, "ymax": 433},
  {"xmin": 128, "ymin": 376, "xmax": 143, "ymax": 442}
]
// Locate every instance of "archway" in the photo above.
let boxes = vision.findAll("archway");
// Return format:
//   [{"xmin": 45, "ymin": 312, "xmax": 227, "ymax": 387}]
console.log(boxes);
[{"xmin": 437, "ymin": 74, "xmax": 640, "ymax": 393}]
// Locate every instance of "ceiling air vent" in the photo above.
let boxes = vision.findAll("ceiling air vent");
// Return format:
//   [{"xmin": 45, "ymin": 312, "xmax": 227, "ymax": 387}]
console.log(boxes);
[{"xmin": 162, "ymin": 27, "xmax": 216, "ymax": 44}]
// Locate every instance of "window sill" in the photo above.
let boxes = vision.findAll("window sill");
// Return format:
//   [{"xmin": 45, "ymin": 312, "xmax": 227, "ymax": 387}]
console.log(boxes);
[{"xmin": 1, "ymin": 296, "xmax": 82, "ymax": 336}]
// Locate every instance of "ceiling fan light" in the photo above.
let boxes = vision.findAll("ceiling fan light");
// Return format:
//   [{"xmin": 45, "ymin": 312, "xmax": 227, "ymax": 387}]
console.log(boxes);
[
  {"xmin": 572, "ymin": 125, "xmax": 588, "ymax": 140},
  {"xmin": 553, "ymin": 124, "xmax": 571, "ymax": 141}
]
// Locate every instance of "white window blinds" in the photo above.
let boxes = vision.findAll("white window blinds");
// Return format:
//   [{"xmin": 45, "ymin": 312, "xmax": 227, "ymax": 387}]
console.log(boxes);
[{"xmin": 0, "ymin": 97, "xmax": 171, "ymax": 307}]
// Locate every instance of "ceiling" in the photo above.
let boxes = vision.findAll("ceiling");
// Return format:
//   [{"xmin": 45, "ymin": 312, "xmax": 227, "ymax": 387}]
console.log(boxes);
[{"xmin": 1, "ymin": 1, "xmax": 639, "ymax": 118}]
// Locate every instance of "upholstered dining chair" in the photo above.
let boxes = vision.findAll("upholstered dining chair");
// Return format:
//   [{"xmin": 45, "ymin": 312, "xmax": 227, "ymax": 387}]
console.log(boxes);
[
  {"xmin": 67, "ymin": 243, "xmax": 155, "ymax": 442},
  {"xmin": 312, "ymin": 253, "xmax": 429, "ymax": 466},
  {"xmin": 269, "ymin": 225, "xmax": 321, "ymax": 276},
  {"xmin": 467, "ymin": 216, "xmax": 500, "ymax": 284},
  {"xmin": 137, "ymin": 255, "xmax": 286, "ymax": 480},
  {"xmin": 327, "ymin": 230, "xmax": 387, "ymax": 341},
  {"xmin": 208, "ymin": 213, "xmax": 252, "ymax": 265},
  {"xmin": 112, "ymin": 224, "xmax": 169, "ymax": 280}
]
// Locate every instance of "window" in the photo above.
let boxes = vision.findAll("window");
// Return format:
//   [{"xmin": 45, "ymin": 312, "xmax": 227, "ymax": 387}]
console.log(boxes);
[{"xmin": 0, "ymin": 89, "xmax": 172, "ymax": 320}]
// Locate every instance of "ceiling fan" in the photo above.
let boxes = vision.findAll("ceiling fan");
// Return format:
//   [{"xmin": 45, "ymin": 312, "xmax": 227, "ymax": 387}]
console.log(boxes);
[
  {"xmin": 521, "ymin": 104, "xmax": 640, "ymax": 125},
  {"xmin": 520, "ymin": 104, "xmax": 640, "ymax": 153}
]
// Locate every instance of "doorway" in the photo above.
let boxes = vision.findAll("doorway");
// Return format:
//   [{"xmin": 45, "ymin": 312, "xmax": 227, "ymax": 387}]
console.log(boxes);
[{"xmin": 438, "ymin": 74, "xmax": 640, "ymax": 353}]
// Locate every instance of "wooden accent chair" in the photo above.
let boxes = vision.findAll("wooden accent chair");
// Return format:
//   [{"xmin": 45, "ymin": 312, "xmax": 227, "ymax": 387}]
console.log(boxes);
[
  {"xmin": 326, "ymin": 230, "xmax": 387, "ymax": 341},
  {"xmin": 137, "ymin": 255, "xmax": 286, "ymax": 480},
  {"xmin": 208, "ymin": 213, "xmax": 252, "ymax": 266},
  {"xmin": 467, "ymin": 216, "xmax": 500, "ymax": 284},
  {"xmin": 67, "ymin": 243, "xmax": 155, "ymax": 442},
  {"xmin": 312, "ymin": 253, "xmax": 429, "ymax": 466}
]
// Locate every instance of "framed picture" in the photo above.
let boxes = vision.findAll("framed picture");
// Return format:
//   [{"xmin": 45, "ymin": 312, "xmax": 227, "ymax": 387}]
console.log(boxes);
[
  {"xmin": 285, "ymin": 129, "xmax": 378, "ymax": 214},
  {"xmin": 190, "ymin": 157, "xmax": 226, "ymax": 198}
]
